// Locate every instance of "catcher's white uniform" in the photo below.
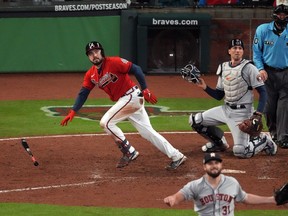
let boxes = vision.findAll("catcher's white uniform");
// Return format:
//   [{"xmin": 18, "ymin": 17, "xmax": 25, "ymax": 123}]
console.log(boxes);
[{"xmin": 191, "ymin": 59, "xmax": 277, "ymax": 158}]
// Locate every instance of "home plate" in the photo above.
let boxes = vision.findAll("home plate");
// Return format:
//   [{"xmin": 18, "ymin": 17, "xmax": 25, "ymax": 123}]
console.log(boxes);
[{"xmin": 222, "ymin": 169, "xmax": 246, "ymax": 174}]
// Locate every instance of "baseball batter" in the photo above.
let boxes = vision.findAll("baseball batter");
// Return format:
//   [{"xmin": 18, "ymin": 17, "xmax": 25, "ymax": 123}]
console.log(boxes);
[
  {"xmin": 188, "ymin": 39, "xmax": 277, "ymax": 158},
  {"xmin": 60, "ymin": 41, "xmax": 186, "ymax": 169},
  {"xmin": 164, "ymin": 152, "xmax": 277, "ymax": 216}
]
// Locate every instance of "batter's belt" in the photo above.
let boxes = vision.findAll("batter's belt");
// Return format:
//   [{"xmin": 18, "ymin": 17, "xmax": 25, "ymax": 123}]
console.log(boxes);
[{"xmin": 121, "ymin": 86, "xmax": 140, "ymax": 97}]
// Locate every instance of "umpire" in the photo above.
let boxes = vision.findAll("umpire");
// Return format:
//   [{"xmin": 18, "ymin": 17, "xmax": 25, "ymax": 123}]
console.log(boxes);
[{"xmin": 253, "ymin": 4, "xmax": 288, "ymax": 148}]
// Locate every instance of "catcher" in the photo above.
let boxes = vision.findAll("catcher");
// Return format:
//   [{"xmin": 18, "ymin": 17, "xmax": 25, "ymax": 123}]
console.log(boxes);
[{"xmin": 181, "ymin": 38, "xmax": 277, "ymax": 158}]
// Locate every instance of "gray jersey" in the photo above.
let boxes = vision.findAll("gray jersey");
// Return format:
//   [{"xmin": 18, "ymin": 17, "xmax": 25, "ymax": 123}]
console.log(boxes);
[
  {"xmin": 216, "ymin": 59, "xmax": 264, "ymax": 105},
  {"xmin": 180, "ymin": 174, "xmax": 247, "ymax": 216}
]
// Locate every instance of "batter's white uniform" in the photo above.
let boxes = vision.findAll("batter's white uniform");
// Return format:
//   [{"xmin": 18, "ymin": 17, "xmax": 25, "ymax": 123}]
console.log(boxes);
[
  {"xmin": 100, "ymin": 86, "xmax": 184, "ymax": 162},
  {"xmin": 180, "ymin": 174, "xmax": 247, "ymax": 216},
  {"xmin": 65, "ymin": 55, "xmax": 184, "ymax": 164},
  {"xmin": 62, "ymin": 42, "xmax": 187, "ymax": 169}
]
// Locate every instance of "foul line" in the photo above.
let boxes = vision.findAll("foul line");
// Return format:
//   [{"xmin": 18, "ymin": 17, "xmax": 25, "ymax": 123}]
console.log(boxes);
[
  {"xmin": 0, "ymin": 176, "xmax": 140, "ymax": 194},
  {"xmin": 0, "ymin": 181, "xmax": 97, "ymax": 194},
  {"xmin": 0, "ymin": 131, "xmax": 234, "ymax": 142}
]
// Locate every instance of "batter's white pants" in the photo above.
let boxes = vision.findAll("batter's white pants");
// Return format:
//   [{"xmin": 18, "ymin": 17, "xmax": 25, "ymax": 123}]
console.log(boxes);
[{"xmin": 100, "ymin": 87, "xmax": 184, "ymax": 161}]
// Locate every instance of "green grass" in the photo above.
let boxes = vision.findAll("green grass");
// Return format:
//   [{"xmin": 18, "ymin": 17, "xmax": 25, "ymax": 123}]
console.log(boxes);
[
  {"xmin": 0, "ymin": 98, "xmax": 266, "ymax": 138},
  {"xmin": 0, "ymin": 98, "xmax": 223, "ymax": 138},
  {"xmin": 0, "ymin": 203, "xmax": 287, "ymax": 216},
  {"xmin": 0, "ymin": 98, "xmax": 278, "ymax": 215}
]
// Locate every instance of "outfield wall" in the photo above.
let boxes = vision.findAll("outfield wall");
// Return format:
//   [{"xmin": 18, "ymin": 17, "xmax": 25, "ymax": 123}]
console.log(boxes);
[
  {"xmin": 0, "ymin": 16, "xmax": 120, "ymax": 73},
  {"xmin": 0, "ymin": 5, "xmax": 272, "ymax": 74}
]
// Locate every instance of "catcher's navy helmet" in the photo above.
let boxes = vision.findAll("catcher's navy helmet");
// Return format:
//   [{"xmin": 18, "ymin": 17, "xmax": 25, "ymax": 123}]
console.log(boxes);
[
  {"xmin": 228, "ymin": 39, "xmax": 244, "ymax": 50},
  {"xmin": 85, "ymin": 41, "xmax": 105, "ymax": 56}
]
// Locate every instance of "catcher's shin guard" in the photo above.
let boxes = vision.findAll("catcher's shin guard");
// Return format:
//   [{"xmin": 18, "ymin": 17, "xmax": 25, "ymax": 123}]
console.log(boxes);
[
  {"xmin": 189, "ymin": 113, "xmax": 225, "ymax": 147},
  {"xmin": 233, "ymin": 133, "xmax": 268, "ymax": 158}
]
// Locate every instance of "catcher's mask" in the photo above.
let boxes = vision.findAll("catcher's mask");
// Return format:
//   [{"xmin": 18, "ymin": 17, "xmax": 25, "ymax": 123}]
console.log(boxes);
[
  {"xmin": 180, "ymin": 64, "xmax": 201, "ymax": 84},
  {"xmin": 272, "ymin": 4, "xmax": 288, "ymax": 30},
  {"xmin": 85, "ymin": 41, "xmax": 105, "ymax": 57}
]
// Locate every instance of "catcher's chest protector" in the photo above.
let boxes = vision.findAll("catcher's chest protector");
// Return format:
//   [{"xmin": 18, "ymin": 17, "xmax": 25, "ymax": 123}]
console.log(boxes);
[{"xmin": 221, "ymin": 59, "xmax": 251, "ymax": 103}]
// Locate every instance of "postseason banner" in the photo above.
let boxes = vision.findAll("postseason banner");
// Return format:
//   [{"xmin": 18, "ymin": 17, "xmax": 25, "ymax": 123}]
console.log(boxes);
[
  {"xmin": 54, "ymin": 2, "xmax": 129, "ymax": 12},
  {"xmin": 0, "ymin": 0, "xmax": 129, "ymax": 13}
]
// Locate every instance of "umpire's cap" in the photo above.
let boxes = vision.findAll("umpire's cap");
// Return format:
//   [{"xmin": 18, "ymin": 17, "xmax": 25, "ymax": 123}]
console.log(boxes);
[
  {"xmin": 203, "ymin": 152, "xmax": 222, "ymax": 164},
  {"xmin": 228, "ymin": 39, "xmax": 244, "ymax": 50},
  {"xmin": 85, "ymin": 41, "xmax": 105, "ymax": 56}
]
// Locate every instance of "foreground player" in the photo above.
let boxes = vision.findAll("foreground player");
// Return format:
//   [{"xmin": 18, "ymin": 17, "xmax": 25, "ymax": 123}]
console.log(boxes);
[
  {"xmin": 164, "ymin": 152, "xmax": 277, "ymax": 215},
  {"xmin": 188, "ymin": 39, "xmax": 277, "ymax": 158},
  {"xmin": 60, "ymin": 41, "xmax": 186, "ymax": 170}
]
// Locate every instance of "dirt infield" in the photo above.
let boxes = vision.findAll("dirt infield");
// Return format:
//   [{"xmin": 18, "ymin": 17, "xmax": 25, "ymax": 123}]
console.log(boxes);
[{"xmin": 1, "ymin": 73, "xmax": 288, "ymax": 211}]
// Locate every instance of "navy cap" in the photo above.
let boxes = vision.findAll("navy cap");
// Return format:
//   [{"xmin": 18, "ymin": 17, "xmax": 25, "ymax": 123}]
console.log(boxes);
[
  {"xmin": 229, "ymin": 39, "xmax": 244, "ymax": 49},
  {"xmin": 203, "ymin": 152, "xmax": 223, "ymax": 164},
  {"xmin": 85, "ymin": 41, "xmax": 103, "ymax": 55}
]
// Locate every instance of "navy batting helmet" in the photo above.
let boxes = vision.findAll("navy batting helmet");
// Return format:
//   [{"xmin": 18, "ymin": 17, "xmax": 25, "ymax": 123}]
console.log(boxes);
[{"xmin": 85, "ymin": 41, "xmax": 105, "ymax": 56}]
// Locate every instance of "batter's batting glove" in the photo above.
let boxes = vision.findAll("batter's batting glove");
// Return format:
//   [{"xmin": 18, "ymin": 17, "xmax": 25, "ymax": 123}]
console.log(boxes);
[
  {"xmin": 61, "ymin": 109, "xmax": 76, "ymax": 126},
  {"xmin": 142, "ymin": 88, "xmax": 157, "ymax": 104}
]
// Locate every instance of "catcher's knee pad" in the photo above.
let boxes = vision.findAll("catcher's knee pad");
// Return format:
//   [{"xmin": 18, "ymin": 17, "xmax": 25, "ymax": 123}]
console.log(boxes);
[
  {"xmin": 233, "ymin": 144, "xmax": 248, "ymax": 158},
  {"xmin": 189, "ymin": 113, "xmax": 202, "ymax": 127}
]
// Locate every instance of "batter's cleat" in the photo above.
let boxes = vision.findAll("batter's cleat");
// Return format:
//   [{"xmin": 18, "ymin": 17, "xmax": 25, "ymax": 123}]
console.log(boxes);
[
  {"xmin": 116, "ymin": 150, "xmax": 139, "ymax": 168},
  {"xmin": 263, "ymin": 134, "xmax": 278, "ymax": 155},
  {"xmin": 201, "ymin": 142, "xmax": 229, "ymax": 152},
  {"xmin": 166, "ymin": 155, "xmax": 187, "ymax": 170}
]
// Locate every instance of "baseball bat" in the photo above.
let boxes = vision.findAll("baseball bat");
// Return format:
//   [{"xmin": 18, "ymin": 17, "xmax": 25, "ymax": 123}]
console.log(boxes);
[{"xmin": 21, "ymin": 139, "xmax": 39, "ymax": 166}]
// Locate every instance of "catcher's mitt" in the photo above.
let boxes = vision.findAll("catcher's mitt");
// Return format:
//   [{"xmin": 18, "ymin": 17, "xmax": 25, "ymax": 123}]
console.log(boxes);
[
  {"xmin": 275, "ymin": 182, "xmax": 288, "ymax": 205},
  {"xmin": 238, "ymin": 112, "xmax": 263, "ymax": 137},
  {"xmin": 180, "ymin": 64, "xmax": 201, "ymax": 84}
]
